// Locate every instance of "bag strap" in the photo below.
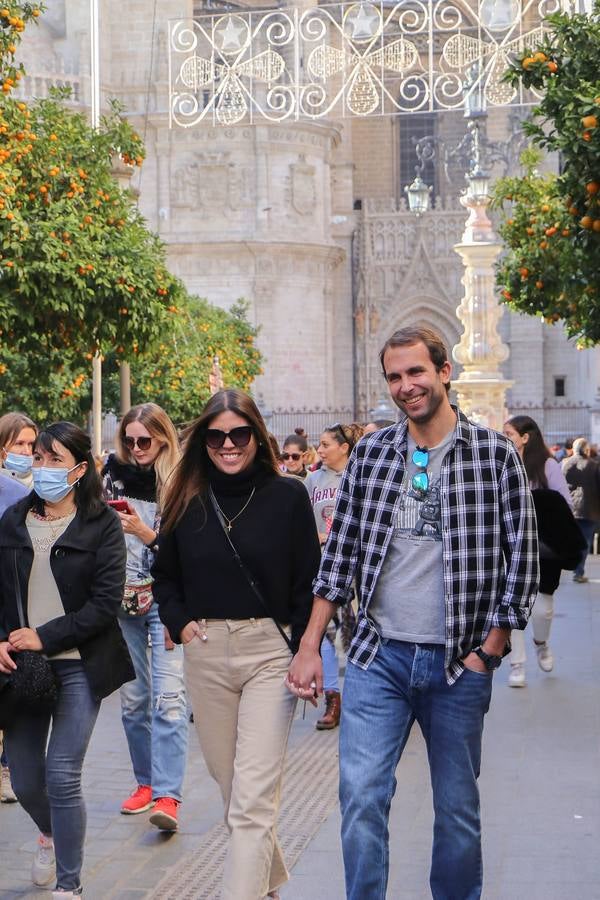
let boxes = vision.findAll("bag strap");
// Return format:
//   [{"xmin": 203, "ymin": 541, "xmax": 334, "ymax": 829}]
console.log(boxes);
[
  {"xmin": 208, "ymin": 487, "xmax": 293, "ymax": 652},
  {"xmin": 12, "ymin": 549, "xmax": 26, "ymax": 629}
]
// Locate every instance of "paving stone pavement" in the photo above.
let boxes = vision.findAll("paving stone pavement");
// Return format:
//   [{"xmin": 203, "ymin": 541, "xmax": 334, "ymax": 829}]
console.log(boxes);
[{"xmin": 1, "ymin": 562, "xmax": 599, "ymax": 899}]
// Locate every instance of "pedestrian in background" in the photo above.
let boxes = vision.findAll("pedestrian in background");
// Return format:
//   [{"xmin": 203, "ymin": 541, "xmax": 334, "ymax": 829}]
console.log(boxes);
[
  {"xmin": 281, "ymin": 429, "xmax": 309, "ymax": 479},
  {"xmin": 0, "ymin": 416, "xmax": 31, "ymax": 803},
  {"xmin": 287, "ymin": 327, "xmax": 538, "ymax": 900},
  {"xmin": 562, "ymin": 437, "xmax": 600, "ymax": 583},
  {"xmin": 0, "ymin": 421, "xmax": 133, "ymax": 900},
  {"xmin": 304, "ymin": 422, "xmax": 363, "ymax": 730},
  {"xmin": 103, "ymin": 403, "xmax": 188, "ymax": 832},
  {"xmin": 0, "ymin": 412, "xmax": 37, "ymax": 491},
  {"xmin": 153, "ymin": 389, "xmax": 320, "ymax": 900},
  {"xmin": 503, "ymin": 415, "xmax": 583, "ymax": 687}
]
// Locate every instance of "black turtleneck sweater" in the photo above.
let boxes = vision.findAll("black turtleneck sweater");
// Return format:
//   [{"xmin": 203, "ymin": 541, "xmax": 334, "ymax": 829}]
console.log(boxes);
[{"xmin": 151, "ymin": 463, "xmax": 321, "ymax": 652}]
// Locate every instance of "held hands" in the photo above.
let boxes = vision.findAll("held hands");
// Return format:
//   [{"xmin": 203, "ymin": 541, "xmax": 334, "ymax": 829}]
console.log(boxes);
[
  {"xmin": 8, "ymin": 627, "xmax": 42, "ymax": 653},
  {"xmin": 284, "ymin": 646, "xmax": 322, "ymax": 707}
]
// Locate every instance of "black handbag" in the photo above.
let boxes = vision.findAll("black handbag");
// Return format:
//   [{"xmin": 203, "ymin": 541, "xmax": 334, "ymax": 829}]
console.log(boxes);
[
  {"xmin": 0, "ymin": 551, "xmax": 59, "ymax": 729},
  {"xmin": 208, "ymin": 488, "xmax": 294, "ymax": 652}
]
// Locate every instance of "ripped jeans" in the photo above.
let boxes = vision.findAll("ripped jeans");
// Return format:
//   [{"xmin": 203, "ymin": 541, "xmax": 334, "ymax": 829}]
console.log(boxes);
[{"xmin": 119, "ymin": 604, "xmax": 188, "ymax": 801}]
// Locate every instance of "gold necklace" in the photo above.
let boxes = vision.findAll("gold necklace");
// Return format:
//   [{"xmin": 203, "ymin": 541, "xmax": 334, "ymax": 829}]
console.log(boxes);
[{"xmin": 210, "ymin": 487, "xmax": 256, "ymax": 532}]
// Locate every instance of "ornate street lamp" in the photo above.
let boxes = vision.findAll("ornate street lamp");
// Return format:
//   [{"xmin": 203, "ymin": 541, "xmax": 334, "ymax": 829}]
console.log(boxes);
[{"xmin": 404, "ymin": 175, "xmax": 432, "ymax": 216}]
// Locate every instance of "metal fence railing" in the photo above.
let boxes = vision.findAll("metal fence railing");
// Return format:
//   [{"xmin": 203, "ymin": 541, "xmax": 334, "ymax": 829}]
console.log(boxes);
[{"xmin": 506, "ymin": 403, "xmax": 591, "ymax": 445}]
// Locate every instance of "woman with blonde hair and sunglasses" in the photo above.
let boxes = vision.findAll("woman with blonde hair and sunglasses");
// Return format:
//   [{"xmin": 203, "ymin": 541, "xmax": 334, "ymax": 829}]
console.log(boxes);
[
  {"xmin": 102, "ymin": 403, "xmax": 188, "ymax": 832},
  {"xmin": 152, "ymin": 389, "xmax": 320, "ymax": 900}
]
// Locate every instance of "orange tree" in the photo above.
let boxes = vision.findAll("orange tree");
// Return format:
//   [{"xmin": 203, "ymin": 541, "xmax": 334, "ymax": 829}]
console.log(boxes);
[
  {"xmin": 103, "ymin": 299, "xmax": 263, "ymax": 425},
  {"xmin": 493, "ymin": 5, "xmax": 600, "ymax": 344},
  {"xmin": 0, "ymin": 2, "xmax": 262, "ymax": 422}
]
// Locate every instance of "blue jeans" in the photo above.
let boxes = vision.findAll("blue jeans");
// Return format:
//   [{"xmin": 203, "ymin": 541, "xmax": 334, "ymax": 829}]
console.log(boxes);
[
  {"xmin": 339, "ymin": 641, "xmax": 493, "ymax": 900},
  {"xmin": 119, "ymin": 604, "xmax": 188, "ymax": 800},
  {"xmin": 4, "ymin": 660, "xmax": 100, "ymax": 892},
  {"xmin": 575, "ymin": 518, "xmax": 597, "ymax": 576},
  {"xmin": 321, "ymin": 634, "xmax": 339, "ymax": 692}
]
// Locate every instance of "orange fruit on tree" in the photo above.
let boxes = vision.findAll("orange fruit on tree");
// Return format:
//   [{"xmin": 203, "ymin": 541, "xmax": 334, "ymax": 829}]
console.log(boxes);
[
  {"xmin": 580, "ymin": 215, "xmax": 593, "ymax": 229},
  {"xmin": 562, "ymin": 228, "xmax": 570, "ymax": 236},
  {"xmin": 586, "ymin": 181, "xmax": 600, "ymax": 195},
  {"xmin": 526, "ymin": 227, "xmax": 535, "ymax": 235},
  {"xmin": 519, "ymin": 267, "xmax": 529, "ymax": 278},
  {"xmin": 593, "ymin": 220, "xmax": 600, "ymax": 232},
  {"xmin": 535, "ymin": 280, "xmax": 544, "ymax": 289},
  {"xmin": 583, "ymin": 131, "xmax": 593, "ymax": 142},
  {"xmin": 539, "ymin": 240, "xmax": 548, "ymax": 249},
  {"xmin": 546, "ymin": 61, "xmax": 558, "ymax": 73},
  {"xmin": 545, "ymin": 226, "xmax": 557, "ymax": 236},
  {"xmin": 522, "ymin": 56, "xmax": 534, "ymax": 69},
  {"xmin": 582, "ymin": 115, "xmax": 598, "ymax": 129}
]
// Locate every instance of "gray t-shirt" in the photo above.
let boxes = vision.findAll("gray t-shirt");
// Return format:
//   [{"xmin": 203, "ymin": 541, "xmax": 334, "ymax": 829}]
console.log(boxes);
[{"xmin": 369, "ymin": 429, "xmax": 455, "ymax": 643}]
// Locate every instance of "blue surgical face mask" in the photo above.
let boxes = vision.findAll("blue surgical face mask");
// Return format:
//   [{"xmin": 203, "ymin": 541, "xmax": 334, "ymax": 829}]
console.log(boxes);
[
  {"xmin": 32, "ymin": 464, "xmax": 83, "ymax": 503},
  {"xmin": 4, "ymin": 451, "xmax": 34, "ymax": 474}
]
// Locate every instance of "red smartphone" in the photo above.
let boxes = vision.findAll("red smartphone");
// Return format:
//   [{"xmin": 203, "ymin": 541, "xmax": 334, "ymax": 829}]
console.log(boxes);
[{"xmin": 108, "ymin": 499, "xmax": 132, "ymax": 514}]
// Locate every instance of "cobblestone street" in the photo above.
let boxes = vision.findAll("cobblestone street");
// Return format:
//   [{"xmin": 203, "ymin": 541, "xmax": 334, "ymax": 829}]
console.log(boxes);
[{"xmin": 1, "ymin": 562, "xmax": 599, "ymax": 900}]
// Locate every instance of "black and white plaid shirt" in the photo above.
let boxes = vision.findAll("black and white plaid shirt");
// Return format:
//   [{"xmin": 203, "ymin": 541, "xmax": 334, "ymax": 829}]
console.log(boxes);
[{"xmin": 313, "ymin": 408, "xmax": 539, "ymax": 683}]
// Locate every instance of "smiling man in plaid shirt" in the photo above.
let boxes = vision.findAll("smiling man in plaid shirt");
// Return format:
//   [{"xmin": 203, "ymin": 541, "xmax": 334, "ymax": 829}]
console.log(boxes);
[{"xmin": 287, "ymin": 326, "xmax": 538, "ymax": 900}]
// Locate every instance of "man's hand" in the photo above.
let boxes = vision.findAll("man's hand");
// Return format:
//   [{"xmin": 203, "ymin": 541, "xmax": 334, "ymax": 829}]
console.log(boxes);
[
  {"xmin": 8, "ymin": 628, "xmax": 42, "ymax": 652},
  {"xmin": 462, "ymin": 652, "xmax": 488, "ymax": 673},
  {"xmin": 0, "ymin": 641, "xmax": 16, "ymax": 674},
  {"xmin": 285, "ymin": 646, "xmax": 322, "ymax": 706}
]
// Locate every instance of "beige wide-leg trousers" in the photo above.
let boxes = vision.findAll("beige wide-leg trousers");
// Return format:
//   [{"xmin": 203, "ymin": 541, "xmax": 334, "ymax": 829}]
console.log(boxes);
[{"xmin": 183, "ymin": 617, "xmax": 296, "ymax": 900}]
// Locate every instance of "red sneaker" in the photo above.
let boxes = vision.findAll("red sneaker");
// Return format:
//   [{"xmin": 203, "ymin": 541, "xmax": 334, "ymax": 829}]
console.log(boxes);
[
  {"xmin": 149, "ymin": 796, "xmax": 180, "ymax": 831},
  {"xmin": 121, "ymin": 784, "xmax": 154, "ymax": 815}
]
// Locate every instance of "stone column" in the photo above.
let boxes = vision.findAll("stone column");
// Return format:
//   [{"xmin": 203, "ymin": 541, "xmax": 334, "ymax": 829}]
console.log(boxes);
[{"xmin": 452, "ymin": 195, "xmax": 512, "ymax": 432}]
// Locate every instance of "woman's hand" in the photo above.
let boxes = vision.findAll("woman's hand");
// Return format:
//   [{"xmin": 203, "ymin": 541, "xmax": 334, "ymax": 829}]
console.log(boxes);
[
  {"xmin": 8, "ymin": 628, "xmax": 42, "ymax": 652},
  {"xmin": 180, "ymin": 621, "xmax": 201, "ymax": 644},
  {"xmin": 118, "ymin": 509, "xmax": 156, "ymax": 546},
  {"xmin": 0, "ymin": 641, "xmax": 16, "ymax": 673}
]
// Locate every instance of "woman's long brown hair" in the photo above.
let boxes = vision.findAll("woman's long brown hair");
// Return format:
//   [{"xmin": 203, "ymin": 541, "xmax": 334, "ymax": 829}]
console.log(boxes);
[{"xmin": 161, "ymin": 389, "xmax": 280, "ymax": 533}]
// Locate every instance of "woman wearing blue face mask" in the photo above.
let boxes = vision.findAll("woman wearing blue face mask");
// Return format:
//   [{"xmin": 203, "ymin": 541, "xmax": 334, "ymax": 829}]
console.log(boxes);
[
  {"xmin": 0, "ymin": 422, "xmax": 134, "ymax": 899},
  {"xmin": 0, "ymin": 412, "xmax": 38, "ymax": 491}
]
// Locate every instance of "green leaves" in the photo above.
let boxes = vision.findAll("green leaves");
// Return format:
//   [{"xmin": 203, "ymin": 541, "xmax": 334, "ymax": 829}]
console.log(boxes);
[{"xmin": 494, "ymin": 6, "xmax": 600, "ymax": 344}]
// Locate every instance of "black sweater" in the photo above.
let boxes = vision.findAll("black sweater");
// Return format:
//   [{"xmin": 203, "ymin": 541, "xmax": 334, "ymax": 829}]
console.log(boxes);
[{"xmin": 152, "ymin": 465, "xmax": 321, "ymax": 652}]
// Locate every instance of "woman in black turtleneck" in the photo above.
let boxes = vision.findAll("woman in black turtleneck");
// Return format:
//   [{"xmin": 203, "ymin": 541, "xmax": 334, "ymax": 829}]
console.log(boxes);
[{"xmin": 152, "ymin": 390, "xmax": 320, "ymax": 900}]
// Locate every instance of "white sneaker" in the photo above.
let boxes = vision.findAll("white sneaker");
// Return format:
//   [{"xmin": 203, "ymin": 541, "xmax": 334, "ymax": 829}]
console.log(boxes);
[
  {"xmin": 0, "ymin": 765, "xmax": 17, "ymax": 803},
  {"xmin": 508, "ymin": 663, "xmax": 526, "ymax": 688},
  {"xmin": 536, "ymin": 642, "xmax": 554, "ymax": 672},
  {"xmin": 52, "ymin": 891, "xmax": 83, "ymax": 898},
  {"xmin": 32, "ymin": 833, "xmax": 56, "ymax": 886}
]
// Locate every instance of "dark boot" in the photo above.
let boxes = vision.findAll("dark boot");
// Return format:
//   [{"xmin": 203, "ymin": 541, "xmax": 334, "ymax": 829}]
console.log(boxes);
[{"xmin": 316, "ymin": 690, "xmax": 341, "ymax": 730}]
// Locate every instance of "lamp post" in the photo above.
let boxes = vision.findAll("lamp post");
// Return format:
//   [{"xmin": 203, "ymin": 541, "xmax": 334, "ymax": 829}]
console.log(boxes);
[{"xmin": 404, "ymin": 103, "xmax": 512, "ymax": 430}]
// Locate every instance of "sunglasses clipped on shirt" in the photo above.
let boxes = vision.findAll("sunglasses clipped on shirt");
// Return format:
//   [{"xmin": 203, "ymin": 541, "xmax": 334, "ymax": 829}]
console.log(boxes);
[
  {"xmin": 411, "ymin": 445, "xmax": 429, "ymax": 494},
  {"xmin": 123, "ymin": 436, "xmax": 153, "ymax": 451},
  {"xmin": 205, "ymin": 426, "xmax": 254, "ymax": 450}
]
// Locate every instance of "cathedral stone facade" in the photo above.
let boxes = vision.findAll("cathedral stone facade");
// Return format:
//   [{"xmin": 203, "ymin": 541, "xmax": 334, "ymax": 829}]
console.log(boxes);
[{"xmin": 15, "ymin": 0, "xmax": 600, "ymax": 441}]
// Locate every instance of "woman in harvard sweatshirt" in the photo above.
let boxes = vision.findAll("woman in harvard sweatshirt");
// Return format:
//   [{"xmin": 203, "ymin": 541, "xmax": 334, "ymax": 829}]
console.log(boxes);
[{"xmin": 304, "ymin": 422, "xmax": 363, "ymax": 729}]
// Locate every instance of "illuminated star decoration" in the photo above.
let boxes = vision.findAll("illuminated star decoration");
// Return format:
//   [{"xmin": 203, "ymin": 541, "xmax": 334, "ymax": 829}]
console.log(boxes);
[
  {"xmin": 344, "ymin": 3, "xmax": 381, "ymax": 42},
  {"xmin": 214, "ymin": 15, "xmax": 248, "ymax": 55}
]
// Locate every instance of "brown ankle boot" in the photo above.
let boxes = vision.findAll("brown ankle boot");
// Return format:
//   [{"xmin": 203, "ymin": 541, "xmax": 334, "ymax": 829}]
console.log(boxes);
[{"xmin": 316, "ymin": 690, "xmax": 341, "ymax": 730}]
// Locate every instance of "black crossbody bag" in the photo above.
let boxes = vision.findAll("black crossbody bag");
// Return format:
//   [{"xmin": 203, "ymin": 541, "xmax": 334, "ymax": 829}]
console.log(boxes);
[
  {"xmin": 208, "ymin": 488, "xmax": 294, "ymax": 653},
  {"xmin": 0, "ymin": 551, "xmax": 59, "ymax": 729}
]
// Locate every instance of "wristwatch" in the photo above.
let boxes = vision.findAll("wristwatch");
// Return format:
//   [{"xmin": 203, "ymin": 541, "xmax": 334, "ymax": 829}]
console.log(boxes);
[{"xmin": 473, "ymin": 646, "xmax": 503, "ymax": 670}]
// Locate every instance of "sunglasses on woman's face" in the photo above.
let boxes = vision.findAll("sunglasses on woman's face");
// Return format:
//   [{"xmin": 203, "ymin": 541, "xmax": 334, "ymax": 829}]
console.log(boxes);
[
  {"xmin": 123, "ymin": 436, "xmax": 153, "ymax": 451},
  {"xmin": 205, "ymin": 426, "xmax": 253, "ymax": 449},
  {"xmin": 282, "ymin": 452, "xmax": 302, "ymax": 461}
]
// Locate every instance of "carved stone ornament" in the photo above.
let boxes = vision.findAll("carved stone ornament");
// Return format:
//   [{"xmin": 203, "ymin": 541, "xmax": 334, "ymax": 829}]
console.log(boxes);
[
  {"xmin": 289, "ymin": 155, "xmax": 317, "ymax": 215},
  {"xmin": 170, "ymin": 152, "xmax": 255, "ymax": 211}
]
